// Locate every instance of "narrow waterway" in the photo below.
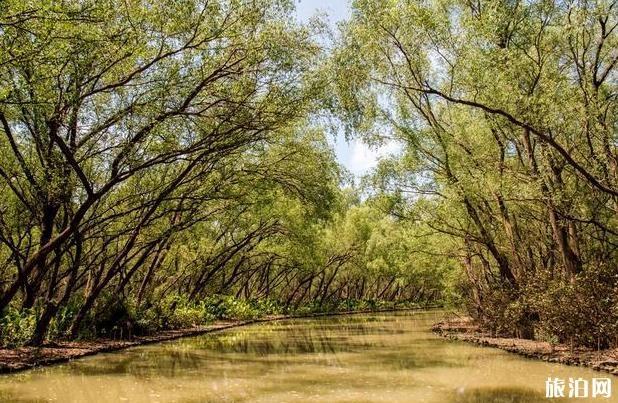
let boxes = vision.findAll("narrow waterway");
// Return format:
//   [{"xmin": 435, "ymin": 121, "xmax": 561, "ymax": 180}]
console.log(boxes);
[{"xmin": 0, "ymin": 311, "xmax": 615, "ymax": 402}]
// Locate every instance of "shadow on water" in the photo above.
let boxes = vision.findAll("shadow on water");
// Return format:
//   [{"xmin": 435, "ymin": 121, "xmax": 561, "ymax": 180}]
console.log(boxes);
[
  {"xmin": 0, "ymin": 390, "xmax": 47, "ymax": 403},
  {"xmin": 64, "ymin": 350, "xmax": 216, "ymax": 378},
  {"xmin": 371, "ymin": 350, "xmax": 464, "ymax": 370},
  {"xmin": 448, "ymin": 387, "xmax": 567, "ymax": 403}
]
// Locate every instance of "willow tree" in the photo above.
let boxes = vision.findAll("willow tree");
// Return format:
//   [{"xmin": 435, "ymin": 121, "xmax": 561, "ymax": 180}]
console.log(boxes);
[
  {"xmin": 334, "ymin": 0, "xmax": 618, "ymax": 344},
  {"xmin": 0, "ymin": 0, "xmax": 326, "ymax": 344}
]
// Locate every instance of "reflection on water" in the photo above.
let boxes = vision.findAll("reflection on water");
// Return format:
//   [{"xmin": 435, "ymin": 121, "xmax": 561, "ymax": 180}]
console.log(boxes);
[
  {"xmin": 450, "ymin": 386, "xmax": 550, "ymax": 403},
  {"xmin": 0, "ymin": 311, "xmax": 615, "ymax": 402}
]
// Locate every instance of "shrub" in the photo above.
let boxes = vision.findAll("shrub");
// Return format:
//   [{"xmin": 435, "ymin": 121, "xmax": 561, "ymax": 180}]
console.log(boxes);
[
  {"xmin": 473, "ymin": 286, "xmax": 536, "ymax": 339},
  {"xmin": 168, "ymin": 304, "xmax": 212, "ymax": 328},
  {"xmin": 532, "ymin": 266, "xmax": 618, "ymax": 348},
  {"xmin": 47, "ymin": 300, "xmax": 81, "ymax": 340},
  {"xmin": 0, "ymin": 308, "xmax": 37, "ymax": 347},
  {"xmin": 203, "ymin": 295, "xmax": 259, "ymax": 320}
]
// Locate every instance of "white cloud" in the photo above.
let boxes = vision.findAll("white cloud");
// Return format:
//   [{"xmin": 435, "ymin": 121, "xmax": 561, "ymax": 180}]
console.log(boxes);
[{"xmin": 346, "ymin": 139, "xmax": 401, "ymax": 175}]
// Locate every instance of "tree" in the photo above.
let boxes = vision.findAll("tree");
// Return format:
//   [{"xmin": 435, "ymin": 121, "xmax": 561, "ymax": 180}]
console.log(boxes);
[
  {"xmin": 334, "ymin": 0, "xmax": 618, "ymax": 344},
  {"xmin": 0, "ymin": 0, "xmax": 325, "ymax": 344}
]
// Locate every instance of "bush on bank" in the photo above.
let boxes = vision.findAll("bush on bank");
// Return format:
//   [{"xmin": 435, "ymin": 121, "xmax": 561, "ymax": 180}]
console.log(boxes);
[{"xmin": 463, "ymin": 266, "xmax": 618, "ymax": 349}]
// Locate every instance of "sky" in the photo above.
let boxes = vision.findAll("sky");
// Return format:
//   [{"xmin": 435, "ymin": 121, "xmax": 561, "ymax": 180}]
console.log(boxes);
[{"xmin": 294, "ymin": 0, "xmax": 401, "ymax": 177}]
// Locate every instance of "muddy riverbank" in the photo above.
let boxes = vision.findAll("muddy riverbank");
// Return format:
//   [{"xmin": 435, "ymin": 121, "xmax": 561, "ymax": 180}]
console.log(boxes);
[{"xmin": 432, "ymin": 315, "xmax": 618, "ymax": 376}]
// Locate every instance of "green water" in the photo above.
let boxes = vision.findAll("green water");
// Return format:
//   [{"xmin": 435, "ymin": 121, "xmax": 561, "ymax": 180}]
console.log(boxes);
[{"xmin": 0, "ymin": 311, "xmax": 616, "ymax": 402}]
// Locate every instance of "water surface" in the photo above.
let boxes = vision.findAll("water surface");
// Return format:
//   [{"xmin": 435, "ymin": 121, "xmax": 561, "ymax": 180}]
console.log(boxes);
[{"xmin": 0, "ymin": 311, "xmax": 615, "ymax": 402}]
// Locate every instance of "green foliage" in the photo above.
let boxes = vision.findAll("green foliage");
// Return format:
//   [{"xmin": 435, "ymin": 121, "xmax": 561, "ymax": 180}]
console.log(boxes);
[
  {"xmin": 133, "ymin": 295, "xmax": 214, "ymax": 332},
  {"xmin": 201, "ymin": 295, "xmax": 261, "ymax": 320},
  {"xmin": 0, "ymin": 308, "xmax": 37, "ymax": 348},
  {"xmin": 47, "ymin": 301, "xmax": 83, "ymax": 340},
  {"xmin": 332, "ymin": 0, "xmax": 618, "ymax": 349},
  {"xmin": 0, "ymin": 0, "xmax": 350, "ymax": 346}
]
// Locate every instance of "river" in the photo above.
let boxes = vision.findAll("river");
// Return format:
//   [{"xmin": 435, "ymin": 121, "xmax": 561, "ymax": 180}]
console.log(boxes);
[{"xmin": 0, "ymin": 310, "xmax": 615, "ymax": 402}]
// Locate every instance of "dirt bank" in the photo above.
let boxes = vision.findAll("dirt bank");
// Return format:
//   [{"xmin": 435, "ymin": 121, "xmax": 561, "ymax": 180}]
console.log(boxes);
[
  {"xmin": 432, "ymin": 315, "xmax": 618, "ymax": 376},
  {"xmin": 0, "ymin": 307, "xmax": 429, "ymax": 374}
]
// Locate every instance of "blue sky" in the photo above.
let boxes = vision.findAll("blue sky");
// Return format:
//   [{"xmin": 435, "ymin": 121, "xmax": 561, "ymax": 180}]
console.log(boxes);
[{"xmin": 294, "ymin": 0, "xmax": 401, "ymax": 177}]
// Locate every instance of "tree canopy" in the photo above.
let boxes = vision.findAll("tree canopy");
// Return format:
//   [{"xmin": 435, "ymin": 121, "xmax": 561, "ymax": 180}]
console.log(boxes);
[{"xmin": 334, "ymin": 0, "xmax": 618, "ymax": 346}]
